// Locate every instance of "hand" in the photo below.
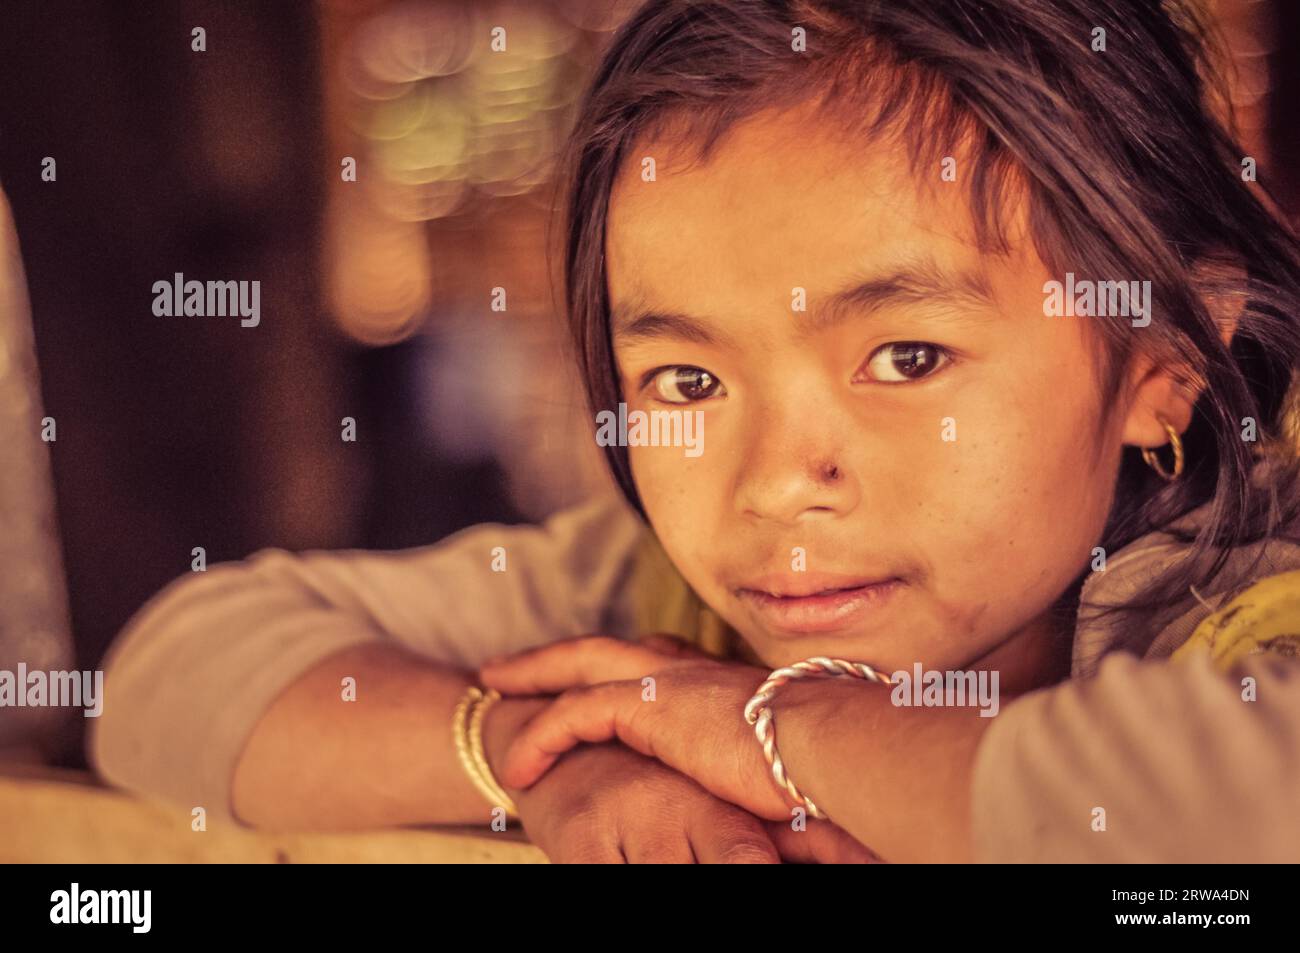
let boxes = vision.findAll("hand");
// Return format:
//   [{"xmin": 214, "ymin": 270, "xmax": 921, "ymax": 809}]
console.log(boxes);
[
  {"xmin": 509, "ymin": 742, "xmax": 877, "ymax": 863},
  {"xmin": 479, "ymin": 636, "xmax": 795, "ymax": 821}
]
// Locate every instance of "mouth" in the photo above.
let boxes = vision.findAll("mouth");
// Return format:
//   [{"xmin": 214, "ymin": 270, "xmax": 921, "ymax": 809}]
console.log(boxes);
[{"xmin": 734, "ymin": 574, "xmax": 905, "ymax": 636}]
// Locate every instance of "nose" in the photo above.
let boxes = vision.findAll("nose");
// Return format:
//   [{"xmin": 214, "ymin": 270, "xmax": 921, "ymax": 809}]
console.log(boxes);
[{"xmin": 732, "ymin": 408, "xmax": 861, "ymax": 525}]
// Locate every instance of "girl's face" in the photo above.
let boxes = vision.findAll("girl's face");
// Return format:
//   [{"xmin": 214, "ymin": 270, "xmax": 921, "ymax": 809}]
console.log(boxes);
[{"xmin": 605, "ymin": 101, "xmax": 1134, "ymax": 684}]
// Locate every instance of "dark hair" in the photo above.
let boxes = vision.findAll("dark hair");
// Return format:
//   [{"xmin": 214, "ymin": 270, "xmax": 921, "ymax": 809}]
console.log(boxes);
[{"xmin": 559, "ymin": 0, "xmax": 1300, "ymax": 640}]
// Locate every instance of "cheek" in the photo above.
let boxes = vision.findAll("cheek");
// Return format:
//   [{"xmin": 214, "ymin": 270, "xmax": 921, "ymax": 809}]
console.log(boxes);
[
  {"xmin": 629, "ymin": 445, "xmax": 724, "ymax": 574},
  {"xmin": 921, "ymin": 359, "xmax": 1120, "ymax": 618}
]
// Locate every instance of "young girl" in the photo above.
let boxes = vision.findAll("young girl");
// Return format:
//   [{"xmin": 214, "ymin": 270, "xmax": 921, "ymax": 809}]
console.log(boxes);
[{"xmin": 91, "ymin": 0, "xmax": 1300, "ymax": 862}]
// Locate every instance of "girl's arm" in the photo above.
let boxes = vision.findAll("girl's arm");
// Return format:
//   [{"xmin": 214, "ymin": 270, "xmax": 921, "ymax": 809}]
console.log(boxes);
[
  {"xmin": 229, "ymin": 641, "xmax": 546, "ymax": 828},
  {"xmin": 485, "ymin": 625, "xmax": 1300, "ymax": 862},
  {"xmin": 91, "ymin": 495, "xmax": 874, "ymax": 860},
  {"xmin": 88, "ymin": 494, "xmax": 646, "ymax": 824},
  {"xmin": 771, "ymin": 675, "xmax": 990, "ymax": 863},
  {"xmin": 229, "ymin": 642, "xmax": 877, "ymax": 863},
  {"xmin": 481, "ymin": 638, "xmax": 993, "ymax": 860},
  {"xmin": 774, "ymin": 649, "xmax": 1300, "ymax": 862}
]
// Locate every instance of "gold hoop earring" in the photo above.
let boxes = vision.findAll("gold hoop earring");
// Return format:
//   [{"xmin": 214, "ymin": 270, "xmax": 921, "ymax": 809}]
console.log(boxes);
[{"xmin": 1141, "ymin": 415, "xmax": 1185, "ymax": 481}]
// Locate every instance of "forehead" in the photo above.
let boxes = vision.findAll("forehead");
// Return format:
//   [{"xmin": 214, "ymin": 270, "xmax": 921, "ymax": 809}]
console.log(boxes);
[{"xmin": 605, "ymin": 99, "xmax": 1003, "ymax": 317}]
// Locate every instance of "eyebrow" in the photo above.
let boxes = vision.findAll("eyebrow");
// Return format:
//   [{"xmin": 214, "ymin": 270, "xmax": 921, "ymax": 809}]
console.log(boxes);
[{"xmin": 611, "ymin": 260, "xmax": 998, "ymax": 348}]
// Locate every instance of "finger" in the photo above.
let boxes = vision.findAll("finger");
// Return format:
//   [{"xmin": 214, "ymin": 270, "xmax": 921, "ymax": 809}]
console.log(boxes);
[
  {"xmin": 622, "ymin": 830, "xmax": 696, "ymax": 864},
  {"xmin": 520, "ymin": 806, "xmax": 627, "ymax": 864},
  {"xmin": 551, "ymin": 839, "xmax": 627, "ymax": 865},
  {"xmin": 613, "ymin": 783, "xmax": 695, "ymax": 865},
  {"xmin": 480, "ymin": 636, "xmax": 671, "ymax": 695},
  {"xmin": 763, "ymin": 820, "xmax": 883, "ymax": 864},
  {"xmin": 638, "ymin": 633, "xmax": 716, "ymax": 660},
  {"xmin": 499, "ymin": 683, "xmax": 649, "ymax": 788},
  {"xmin": 689, "ymin": 807, "xmax": 781, "ymax": 864}
]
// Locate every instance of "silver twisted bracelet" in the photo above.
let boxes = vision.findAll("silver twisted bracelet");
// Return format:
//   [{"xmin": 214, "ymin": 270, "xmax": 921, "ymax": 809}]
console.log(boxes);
[{"xmin": 743, "ymin": 656, "xmax": 894, "ymax": 821}]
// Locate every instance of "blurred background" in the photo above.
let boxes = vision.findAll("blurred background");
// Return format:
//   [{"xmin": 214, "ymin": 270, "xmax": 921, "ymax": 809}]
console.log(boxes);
[{"xmin": 0, "ymin": 0, "xmax": 1296, "ymax": 771}]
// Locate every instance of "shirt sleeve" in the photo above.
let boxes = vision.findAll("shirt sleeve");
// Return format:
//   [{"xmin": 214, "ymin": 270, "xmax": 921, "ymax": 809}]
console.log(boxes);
[
  {"xmin": 86, "ymin": 493, "xmax": 647, "ymax": 822},
  {"xmin": 970, "ymin": 649, "xmax": 1300, "ymax": 861}
]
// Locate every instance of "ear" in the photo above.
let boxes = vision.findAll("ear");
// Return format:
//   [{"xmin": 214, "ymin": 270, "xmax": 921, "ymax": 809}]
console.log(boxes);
[
  {"xmin": 1120, "ymin": 258, "xmax": 1245, "ymax": 449},
  {"xmin": 1119, "ymin": 355, "xmax": 1202, "ymax": 448}
]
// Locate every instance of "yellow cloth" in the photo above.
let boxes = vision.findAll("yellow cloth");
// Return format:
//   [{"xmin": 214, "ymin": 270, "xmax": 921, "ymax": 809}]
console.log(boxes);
[{"xmin": 1172, "ymin": 569, "xmax": 1300, "ymax": 668}]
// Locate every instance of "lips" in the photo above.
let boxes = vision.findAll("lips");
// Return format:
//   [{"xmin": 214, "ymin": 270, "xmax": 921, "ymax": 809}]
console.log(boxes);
[{"xmin": 735, "ymin": 573, "xmax": 905, "ymax": 636}]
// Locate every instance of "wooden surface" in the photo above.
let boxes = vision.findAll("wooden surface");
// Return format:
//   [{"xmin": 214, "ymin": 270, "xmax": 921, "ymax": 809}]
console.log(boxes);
[{"xmin": 0, "ymin": 765, "xmax": 546, "ymax": 864}]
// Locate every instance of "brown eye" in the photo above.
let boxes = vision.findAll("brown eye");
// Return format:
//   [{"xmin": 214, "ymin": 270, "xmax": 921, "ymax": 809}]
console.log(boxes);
[
  {"xmin": 862, "ymin": 342, "xmax": 949, "ymax": 383},
  {"xmin": 650, "ymin": 366, "xmax": 725, "ymax": 403}
]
